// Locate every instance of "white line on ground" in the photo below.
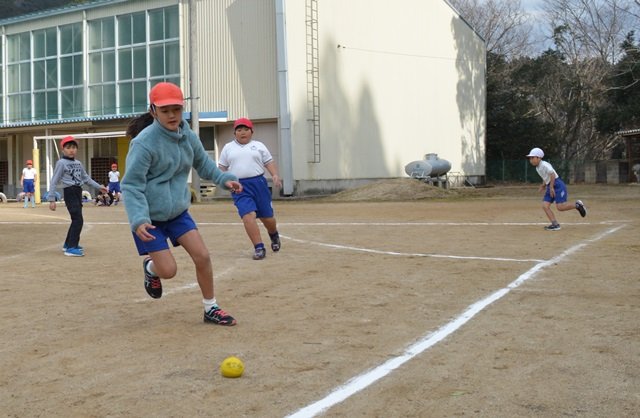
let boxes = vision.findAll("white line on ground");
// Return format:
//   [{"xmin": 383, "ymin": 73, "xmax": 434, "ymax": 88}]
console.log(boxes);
[
  {"xmin": 283, "ymin": 235, "xmax": 544, "ymax": 263},
  {"xmin": 0, "ymin": 220, "xmax": 626, "ymax": 226},
  {"xmin": 286, "ymin": 224, "xmax": 625, "ymax": 418}
]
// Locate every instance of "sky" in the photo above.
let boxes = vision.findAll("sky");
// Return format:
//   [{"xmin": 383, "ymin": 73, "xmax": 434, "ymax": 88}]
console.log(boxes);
[{"xmin": 522, "ymin": 0, "xmax": 543, "ymax": 13}]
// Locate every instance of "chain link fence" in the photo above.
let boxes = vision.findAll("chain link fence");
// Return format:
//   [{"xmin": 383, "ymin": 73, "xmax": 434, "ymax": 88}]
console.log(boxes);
[{"xmin": 486, "ymin": 160, "xmax": 632, "ymax": 184}]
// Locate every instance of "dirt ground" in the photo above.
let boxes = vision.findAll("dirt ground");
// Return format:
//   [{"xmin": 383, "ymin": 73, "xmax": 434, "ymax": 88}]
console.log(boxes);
[{"xmin": 1, "ymin": 181, "xmax": 638, "ymax": 418}]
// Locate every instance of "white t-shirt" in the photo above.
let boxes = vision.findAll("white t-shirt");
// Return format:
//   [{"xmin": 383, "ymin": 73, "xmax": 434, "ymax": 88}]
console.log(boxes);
[
  {"xmin": 536, "ymin": 160, "xmax": 558, "ymax": 185},
  {"xmin": 108, "ymin": 170, "xmax": 120, "ymax": 182},
  {"xmin": 22, "ymin": 167, "xmax": 37, "ymax": 180},
  {"xmin": 218, "ymin": 139, "xmax": 273, "ymax": 179}
]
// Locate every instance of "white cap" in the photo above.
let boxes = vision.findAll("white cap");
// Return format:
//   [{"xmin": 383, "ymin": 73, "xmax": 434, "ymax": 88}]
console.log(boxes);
[{"xmin": 526, "ymin": 147, "xmax": 544, "ymax": 158}]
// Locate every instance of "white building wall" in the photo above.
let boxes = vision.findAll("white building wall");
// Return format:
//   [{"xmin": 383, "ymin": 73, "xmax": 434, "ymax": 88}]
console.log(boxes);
[
  {"xmin": 189, "ymin": 0, "xmax": 278, "ymax": 120},
  {"xmin": 284, "ymin": 0, "xmax": 485, "ymax": 183}
]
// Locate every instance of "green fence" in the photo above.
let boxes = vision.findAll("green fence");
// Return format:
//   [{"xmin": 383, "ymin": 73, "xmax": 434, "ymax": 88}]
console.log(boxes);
[{"xmin": 486, "ymin": 160, "xmax": 581, "ymax": 183}]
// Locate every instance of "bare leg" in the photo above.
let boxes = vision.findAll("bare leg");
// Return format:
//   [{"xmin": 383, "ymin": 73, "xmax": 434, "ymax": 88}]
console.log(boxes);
[
  {"xmin": 555, "ymin": 202, "xmax": 577, "ymax": 212},
  {"xmin": 242, "ymin": 211, "xmax": 263, "ymax": 245},
  {"xmin": 542, "ymin": 201, "xmax": 557, "ymax": 223},
  {"xmin": 260, "ymin": 217, "xmax": 278, "ymax": 235},
  {"xmin": 177, "ymin": 229, "xmax": 214, "ymax": 299},
  {"xmin": 147, "ymin": 248, "xmax": 178, "ymax": 279}
]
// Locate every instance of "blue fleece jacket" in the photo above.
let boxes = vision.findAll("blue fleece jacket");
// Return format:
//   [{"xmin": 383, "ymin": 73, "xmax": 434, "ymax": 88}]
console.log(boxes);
[{"xmin": 122, "ymin": 118, "xmax": 237, "ymax": 232}]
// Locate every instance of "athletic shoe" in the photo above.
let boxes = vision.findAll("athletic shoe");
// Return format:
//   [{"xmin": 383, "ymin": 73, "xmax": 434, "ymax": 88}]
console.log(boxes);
[
  {"xmin": 270, "ymin": 234, "xmax": 281, "ymax": 252},
  {"xmin": 253, "ymin": 247, "xmax": 266, "ymax": 260},
  {"xmin": 203, "ymin": 306, "xmax": 236, "ymax": 326},
  {"xmin": 143, "ymin": 257, "xmax": 162, "ymax": 299},
  {"xmin": 575, "ymin": 200, "xmax": 587, "ymax": 217},
  {"xmin": 64, "ymin": 247, "xmax": 85, "ymax": 257},
  {"xmin": 62, "ymin": 244, "xmax": 84, "ymax": 252},
  {"xmin": 544, "ymin": 224, "xmax": 561, "ymax": 231}
]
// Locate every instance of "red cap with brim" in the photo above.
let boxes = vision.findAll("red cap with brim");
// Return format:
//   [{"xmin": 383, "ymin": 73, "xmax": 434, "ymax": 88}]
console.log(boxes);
[
  {"xmin": 149, "ymin": 82, "xmax": 185, "ymax": 107},
  {"xmin": 60, "ymin": 136, "xmax": 77, "ymax": 148},
  {"xmin": 234, "ymin": 117, "xmax": 254, "ymax": 130},
  {"xmin": 26, "ymin": 160, "xmax": 33, "ymax": 165}
]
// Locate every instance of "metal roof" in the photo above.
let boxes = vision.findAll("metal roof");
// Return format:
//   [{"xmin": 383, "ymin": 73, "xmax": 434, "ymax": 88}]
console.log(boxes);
[
  {"xmin": 0, "ymin": 0, "xmax": 130, "ymax": 26},
  {"xmin": 0, "ymin": 111, "xmax": 228, "ymax": 130},
  {"xmin": 0, "ymin": 113, "xmax": 141, "ymax": 129}
]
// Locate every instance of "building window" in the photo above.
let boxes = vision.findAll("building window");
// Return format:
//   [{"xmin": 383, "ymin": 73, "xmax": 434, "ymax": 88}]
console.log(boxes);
[
  {"xmin": 89, "ymin": 17, "xmax": 117, "ymax": 116},
  {"xmin": 1, "ymin": 5, "xmax": 180, "ymax": 125},
  {"xmin": 59, "ymin": 23, "xmax": 84, "ymax": 118},
  {"xmin": 7, "ymin": 32, "xmax": 31, "ymax": 122},
  {"xmin": 33, "ymin": 28, "xmax": 58, "ymax": 120},
  {"xmin": 148, "ymin": 6, "xmax": 180, "ymax": 86}
]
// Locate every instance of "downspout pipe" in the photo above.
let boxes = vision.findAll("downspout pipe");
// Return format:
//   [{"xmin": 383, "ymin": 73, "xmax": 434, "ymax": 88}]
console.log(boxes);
[
  {"xmin": 188, "ymin": 0, "xmax": 201, "ymax": 201},
  {"xmin": 275, "ymin": 0, "xmax": 294, "ymax": 196}
]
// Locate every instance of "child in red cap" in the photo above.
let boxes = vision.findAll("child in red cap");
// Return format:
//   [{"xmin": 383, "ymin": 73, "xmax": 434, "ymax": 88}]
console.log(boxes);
[
  {"xmin": 218, "ymin": 117, "xmax": 282, "ymax": 260},
  {"xmin": 122, "ymin": 82, "xmax": 242, "ymax": 326},
  {"xmin": 108, "ymin": 163, "xmax": 121, "ymax": 205},
  {"xmin": 20, "ymin": 159, "xmax": 37, "ymax": 208},
  {"xmin": 48, "ymin": 136, "xmax": 108, "ymax": 256}
]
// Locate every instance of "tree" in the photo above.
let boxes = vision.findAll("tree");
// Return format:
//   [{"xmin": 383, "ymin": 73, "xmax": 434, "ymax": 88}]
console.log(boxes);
[
  {"xmin": 597, "ymin": 32, "xmax": 640, "ymax": 132},
  {"xmin": 450, "ymin": 0, "xmax": 535, "ymax": 58}
]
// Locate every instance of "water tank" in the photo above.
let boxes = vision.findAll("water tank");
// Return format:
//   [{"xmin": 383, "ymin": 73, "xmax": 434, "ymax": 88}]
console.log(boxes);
[{"xmin": 404, "ymin": 153, "xmax": 451, "ymax": 178}]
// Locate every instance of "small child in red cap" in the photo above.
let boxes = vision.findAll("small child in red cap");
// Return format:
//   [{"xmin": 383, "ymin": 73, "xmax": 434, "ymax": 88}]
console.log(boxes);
[
  {"xmin": 48, "ymin": 136, "xmax": 108, "ymax": 256},
  {"xmin": 108, "ymin": 162, "xmax": 121, "ymax": 205},
  {"xmin": 20, "ymin": 159, "xmax": 37, "ymax": 208}
]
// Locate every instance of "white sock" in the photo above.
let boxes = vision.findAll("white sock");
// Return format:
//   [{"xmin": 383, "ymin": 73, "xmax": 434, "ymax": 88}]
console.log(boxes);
[
  {"xmin": 203, "ymin": 298, "xmax": 218, "ymax": 312},
  {"xmin": 145, "ymin": 259, "xmax": 158, "ymax": 277}
]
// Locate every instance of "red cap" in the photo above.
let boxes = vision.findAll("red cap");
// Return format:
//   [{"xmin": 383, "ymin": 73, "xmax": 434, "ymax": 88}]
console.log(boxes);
[
  {"xmin": 26, "ymin": 160, "xmax": 33, "ymax": 165},
  {"xmin": 60, "ymin": 136, "xmax": 77, "ymax": 148},
  {"xmin": 149, "ymin": 82, "xmax": 184, "ymax": 107},
  {"xmin": 234, "ymin": 118, "xmax": 254, "ymax": 130},
  {"xmin": 111, "ymin": 163, "xmax": 118, "ymax": 169}
]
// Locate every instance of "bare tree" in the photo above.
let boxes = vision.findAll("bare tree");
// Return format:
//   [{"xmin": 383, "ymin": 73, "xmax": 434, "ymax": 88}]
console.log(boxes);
[
  {"xmin": 543, "ymin": 0, "xmax": 635, "ymax": 63},
  {"xmin": 524, "ymin": 0, "xmax": 639, "ymax": 160},
  {"xmin": 450, "ymin": 0, "xmax": 535, "ymax": 57}
]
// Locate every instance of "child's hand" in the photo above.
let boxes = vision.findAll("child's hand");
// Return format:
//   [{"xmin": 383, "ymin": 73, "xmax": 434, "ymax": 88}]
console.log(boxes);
[
  {"xmin": 226, "ymin": 181, "xmax": 243, "ymax": 194},
  {"xmin": 136, "ymin": 223, "xmax": 157, "ymax": 242},
  {"xmin": 272, "ymin": 174, "xmax": 282, "ymax": 189},
  {"xmin": 100, "ymin": 186, "xmax": 108, "ymax": 193},
  {"xmin": 49, "ymin": 201, "xmax": 56, "ymax": 211}
]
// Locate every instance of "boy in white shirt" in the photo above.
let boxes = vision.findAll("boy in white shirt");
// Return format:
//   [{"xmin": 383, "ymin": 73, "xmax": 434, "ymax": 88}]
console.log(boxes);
[
  {"xmin": 108, "ymin": 163, "xmax": 121, "ymax": 205},
  {"xmin": 526, "ymin": 147, "xmax": 586, "ymax": 231},
  {"xmin": 20, "ymin": 160, "xmax": 37, "ymax": 208}
]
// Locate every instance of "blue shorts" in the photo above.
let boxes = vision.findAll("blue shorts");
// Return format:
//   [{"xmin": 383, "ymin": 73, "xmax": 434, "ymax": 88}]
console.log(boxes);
[
  {"xmin": 232, "ymin": 175, "xmax": 274, "ymax": 218},
  {"xmin": 132, "ymin": 210, "xmax": 197, "ymax": 255},
  {"xmin": 108, "ymin": 181, "xmax": 121, "ymax": 194},
  {"xmin": 544, "ymin": 178, "xmax": 568, "ymax": 204},
  {"xmin": 23, "ymin": 179, "xmax": 35, "ymax": 193}
]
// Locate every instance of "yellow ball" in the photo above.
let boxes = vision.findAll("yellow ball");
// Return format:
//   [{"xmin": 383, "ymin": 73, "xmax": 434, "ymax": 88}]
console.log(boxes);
[{"xmin": 220, "ymin": 356, "xmax": 244, "ymax": 378}]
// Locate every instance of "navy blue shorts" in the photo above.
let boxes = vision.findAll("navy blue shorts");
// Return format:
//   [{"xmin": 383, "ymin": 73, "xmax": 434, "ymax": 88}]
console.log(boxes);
[
  {"xmin": 23, "ymin": 179, "xmax": 35, "ymax": 193},
  {"xmin": 108, "ymin": 181, "xmax": 121, "ymax": 194},
  {"xmin": 132, "ymin": 210, "xmax": 197, "ymax": 255},
  {"xmin": 543, "ymin": 178, "xmax": 568, "ymax": 204},
  {"xmin": 232, "ymin": 175, "xmax": 274, "ymax": 218}
]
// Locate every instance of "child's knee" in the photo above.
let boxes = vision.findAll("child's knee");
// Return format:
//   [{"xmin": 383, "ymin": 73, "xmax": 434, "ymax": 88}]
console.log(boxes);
[{"xmin": 192, "ymin": 250, "xmax": 211, "ymax": 267}]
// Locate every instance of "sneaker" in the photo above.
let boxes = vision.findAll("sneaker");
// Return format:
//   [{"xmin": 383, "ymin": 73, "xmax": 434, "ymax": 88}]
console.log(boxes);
[
  {"xmin": 64, "ymin": 247, "xmax": 85, "ymax": 257},
  {"xmin": 253, "ymin": 247, "xmax": 266, "ymax": 260},
  {"xmin": 62, "ymin": 244, "xmax": 84, "ymax": 252},
  {"xmin": 270, "ymin": 234, "xmax": 281, "ymax": 252},
  {"xmin": 575, "ymin": 200, "xmax": 587, "ymax": 217},
  {"xmin": 203, "ymin": 306, "xmax": 236, "ymax": 326},
  {"xmin": 544, "ymin": 224, "xmax": 562, "ymax": 231},
  {"xmin": 143, "ymin": 257, "xmax": 162, "ymax": 299}
]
